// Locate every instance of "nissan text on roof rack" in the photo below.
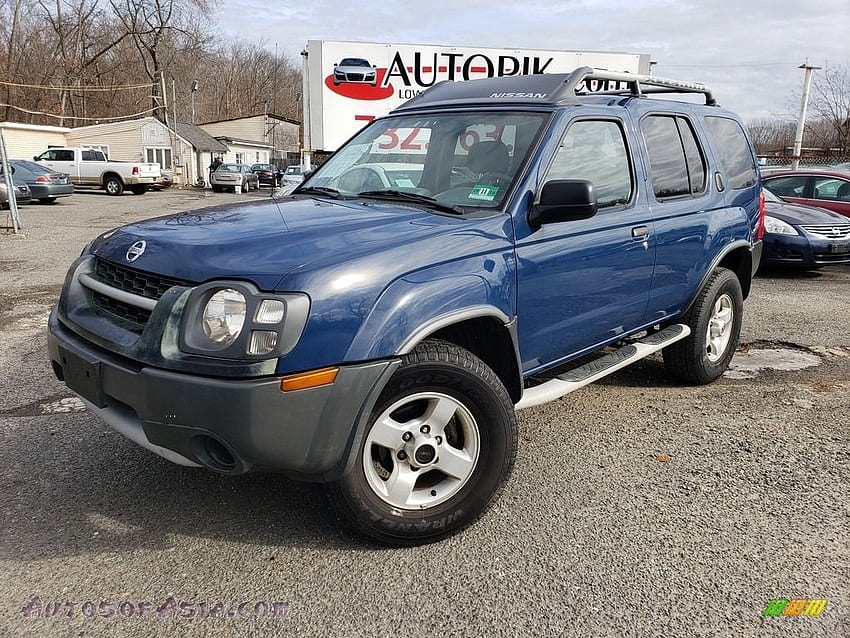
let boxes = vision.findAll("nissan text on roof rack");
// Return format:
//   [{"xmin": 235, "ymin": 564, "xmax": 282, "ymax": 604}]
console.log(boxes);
[{"xmin": 48, "ymin": 67, "xmax": 764, "ymax": 545}]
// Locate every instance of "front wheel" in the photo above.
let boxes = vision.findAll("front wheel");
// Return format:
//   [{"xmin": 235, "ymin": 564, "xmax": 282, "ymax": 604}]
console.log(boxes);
[
  {"xmin": 329, "ymin": 339, "xmax": 517, "ymax": 545},
  {"xmin": 663, "ymin": 267, "xmax": 743, "ymax": 384}
]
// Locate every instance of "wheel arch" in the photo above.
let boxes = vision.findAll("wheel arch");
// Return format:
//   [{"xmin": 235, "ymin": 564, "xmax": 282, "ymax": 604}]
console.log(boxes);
[
  {"xmin": 399, "ymin": 310, "xmax": 523, "ymax": 404},
  {"xmin": 101, "ymin": 171, "xmax": 123, "ymax": 187},
  {"xmin": 683, "ymin": 241, "xmax": 753, "ymax": 314}
]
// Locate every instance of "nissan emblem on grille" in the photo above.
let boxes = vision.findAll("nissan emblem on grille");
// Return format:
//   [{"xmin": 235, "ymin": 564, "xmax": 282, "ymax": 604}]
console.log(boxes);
[{"xmin": 126, "ymin": 240, "xmax": 146, "ymax": 262}]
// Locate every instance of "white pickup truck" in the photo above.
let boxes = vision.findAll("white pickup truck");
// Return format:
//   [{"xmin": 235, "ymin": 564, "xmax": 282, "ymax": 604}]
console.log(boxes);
[{"xmin": 33, "ymin": 147, "xmax": 159, "ymax": 196}]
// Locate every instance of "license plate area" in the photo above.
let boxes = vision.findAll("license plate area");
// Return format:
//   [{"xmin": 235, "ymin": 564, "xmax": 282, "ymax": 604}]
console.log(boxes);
[
  {"xmin": 830, "ymin": 242, "xmax": 850, "ymax": 254},
  {"xmin": 57, "ymin": 345, "xmax": 106, "ymax": 408}
]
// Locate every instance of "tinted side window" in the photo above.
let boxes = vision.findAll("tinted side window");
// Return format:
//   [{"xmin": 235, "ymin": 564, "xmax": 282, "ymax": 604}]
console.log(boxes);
[
  {"xmin": 678, "ymin": 119, "xmax": 706, "ymax": 193},
  {"xmin": 764, "ymin": 175, "xmax": 807, "ymax": 197},
  {"xmin": 56, "ymin": 150, "xmax": 75, "ymax": 161},
  {"xmin": 641, "ymin": 115, "xmax": 706, "ymax": 199},
  {"xmin": 813, "ymin": 177, "xmax": 850, "ymax": 201},
  {"xmin": 547, "ymin": 119, "xmax": 632, "ymax": 208},
  {"xmin": 704, "ymin": 116, "xmax": 756, "ymax": 189}
]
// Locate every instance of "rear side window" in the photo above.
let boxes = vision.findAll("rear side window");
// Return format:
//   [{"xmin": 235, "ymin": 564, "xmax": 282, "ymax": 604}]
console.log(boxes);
[
  {"xmin": 764, "ymin": 175, "xmax": 807, "ymax": 197},
  {"xmin": 704, "ymin": 116, "xmax": 756, "ymax": 189},
  {"xmin": 546, "ymin": 119, "xmax": 632, "ymax": 208},
  {"xmin": 813, "ymin": 177, "xmax": 850, "ymax": 202},
  {"xmin": 641, "ymin": 115, "xmax": 706, "ymax": 200}
]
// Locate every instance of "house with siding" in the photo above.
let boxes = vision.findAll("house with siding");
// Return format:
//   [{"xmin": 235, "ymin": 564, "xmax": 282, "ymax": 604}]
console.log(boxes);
[
  {"xmin": 2, "ymin": 113, "xmax": 301, "ymax": 185},
  {"xmin": 198, "ymin": 114, "xmax": 300, "ymax": 163},
  {"xmin": 0, "ymin": 122, "xmax": 70, "ymax": 159}
]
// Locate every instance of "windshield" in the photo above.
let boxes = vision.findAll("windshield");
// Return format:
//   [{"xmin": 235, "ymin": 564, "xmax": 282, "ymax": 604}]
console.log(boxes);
[{"xmin": 300, "ymin": 111, "xmax": 549, "ymax": 211}]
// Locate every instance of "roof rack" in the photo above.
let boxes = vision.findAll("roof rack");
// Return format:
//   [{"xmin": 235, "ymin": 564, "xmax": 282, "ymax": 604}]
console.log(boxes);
[
  {"xmin": 391, "ymin": 66, "xmax": 716, "ymax": 113},
  {"xmin": 556, "ymin": 66, "xmax": 717, "ymax": 106}
]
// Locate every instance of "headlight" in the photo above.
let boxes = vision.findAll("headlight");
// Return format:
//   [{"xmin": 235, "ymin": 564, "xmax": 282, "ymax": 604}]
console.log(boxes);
[
  {"xmin": 764, "ymin": 216, "xmax": 798, "ymax": 236},
  {"xmin": 202, "ymin": 288, "xmax": 246, "ymax": 346},
  {"xmin": 180, "ymin": 281, "xmax": 310, "ymax": 360}
]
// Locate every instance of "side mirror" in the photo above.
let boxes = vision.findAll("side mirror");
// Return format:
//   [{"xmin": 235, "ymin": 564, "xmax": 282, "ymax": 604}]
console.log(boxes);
[
  {"xmin": 528, "ymin": 179, "xmax": 598, "ymax": 226},
  {"xmin": 302, "ymin": 169, "xmax": 315, "ymax": 181},
  {"xmin": 33, "ymin": 155, "xmax": 41, "ymax": 161}
]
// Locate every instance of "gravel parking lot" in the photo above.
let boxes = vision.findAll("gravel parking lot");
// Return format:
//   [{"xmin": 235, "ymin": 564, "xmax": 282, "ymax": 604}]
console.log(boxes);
[{"xmin": 1, "ymin": 188, "xmax": 848, "ymax": 637}]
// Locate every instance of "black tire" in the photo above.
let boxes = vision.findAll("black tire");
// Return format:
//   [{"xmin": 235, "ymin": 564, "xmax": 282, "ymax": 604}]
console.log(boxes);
[
  {"xmin": 39, "ymin": 197, "xmax": 57, "ymax": 204},
  {"xmin": 211, "ymin": 185, "xmax": 222, "ymax": 193},
  {"xmin": 663, "ymin": 267, "xmax": 743, "ymax": 385},
  {"xmin": 130, "ymin": 185, "xmax": 148, "ymax": 195},
  {"xmin": 329, "ymin": 339, "xmax": 517, "ymax": 545},
  {"xmin": 104, "ymin": 176, "xmax": 124, "ymax": 196}
]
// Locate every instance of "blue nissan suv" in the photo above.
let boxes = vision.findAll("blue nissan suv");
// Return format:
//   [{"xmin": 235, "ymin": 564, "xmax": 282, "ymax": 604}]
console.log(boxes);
[{"xmin": 49, "ymin": 68, "xmax": 764, "ymax": 544}]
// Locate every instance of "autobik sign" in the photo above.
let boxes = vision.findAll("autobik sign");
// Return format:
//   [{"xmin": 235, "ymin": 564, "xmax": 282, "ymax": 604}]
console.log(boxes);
[{"xmin": 303, "ymin": 40, "xmax": 651, "ymax": 152}]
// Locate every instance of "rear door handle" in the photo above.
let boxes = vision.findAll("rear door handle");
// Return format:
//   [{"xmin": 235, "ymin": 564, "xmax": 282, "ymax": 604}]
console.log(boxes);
[{"xmin": 631, "ymin": 225, "xmax": 650, "ymax": 238}]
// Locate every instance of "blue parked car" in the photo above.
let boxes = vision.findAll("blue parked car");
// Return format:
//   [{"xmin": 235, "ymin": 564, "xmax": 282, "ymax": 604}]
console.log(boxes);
[
  {"xmin": 761, "ymin": 187, "xmax": 850, "ymax": 268},
  {"xmin": 48, "ymin": 68, "xmax": 763, "ymax": 544}
]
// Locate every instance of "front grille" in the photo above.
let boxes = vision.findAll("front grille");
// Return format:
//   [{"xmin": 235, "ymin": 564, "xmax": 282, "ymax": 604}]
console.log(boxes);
[
  {"xmin": 89, "ymin": 258, "xmax": 191, "ymax": 331},
  {"xmin": 94, "ymin": 258, "xmax": 188, "ymax": 300},
  {"xmin": 800, "ymin": 224, "xmax": 850, "ymax": 239},
  {"xmin": 348, "ymin": 73, "xmax": 364, "ymax": 81},
  {"xmin": 91, "ymin": 292, "xmax": 151, "ymax": 331}
]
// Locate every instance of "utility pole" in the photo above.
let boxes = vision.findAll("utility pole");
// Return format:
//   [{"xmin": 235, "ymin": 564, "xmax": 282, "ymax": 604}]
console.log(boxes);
[
  {"xmin": 301, "ymin": 47, "xmax": 311, "ymax": 170},
  {"xmin": 190, "ymin": 80, "xmax": 199, "ymax": 124},
  {"xmin": 792, "ymin": 61, "xmax": 821, "ymax": 170},
  {"xmin": 271, "ymin": 42, "xmax": 278, "ymax": 162},
  {"xmin": 1, "ymin": 129, "xmax": 21, "ymax": 233}
]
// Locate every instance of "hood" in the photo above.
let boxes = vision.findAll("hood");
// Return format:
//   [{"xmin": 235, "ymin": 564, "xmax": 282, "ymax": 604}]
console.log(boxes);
[
  {"xmin": 765, "ymin": 200, "xmax": 848, "ymax": 226},
  {"xmin": 90, "ymin": 196, "xmax": 481, "ymax": 290}
]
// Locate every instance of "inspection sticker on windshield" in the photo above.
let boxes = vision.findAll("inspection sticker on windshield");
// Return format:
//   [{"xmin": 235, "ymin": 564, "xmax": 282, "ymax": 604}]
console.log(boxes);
[{"xmin": 468, "ymin": 185, "xmax": 500, "ymax": 201}]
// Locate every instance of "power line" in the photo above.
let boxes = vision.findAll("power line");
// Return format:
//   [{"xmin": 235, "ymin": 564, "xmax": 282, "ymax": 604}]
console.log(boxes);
[
  {"xmin": 660, "ymin": 63, "xmax": 795, "ymax": 69},
  {"xmin": 0, "ymin": 80, "xmax": 154, "ymax": 91},
  {"xmin": 0, "ymin": 103, "xmax": 159, "ymax": 121}
]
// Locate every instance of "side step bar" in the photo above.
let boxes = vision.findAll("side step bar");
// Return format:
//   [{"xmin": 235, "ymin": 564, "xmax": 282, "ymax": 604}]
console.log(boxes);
[{"xmin": 515, "ymin": 324, "xmax": 691, "ymax": 410}]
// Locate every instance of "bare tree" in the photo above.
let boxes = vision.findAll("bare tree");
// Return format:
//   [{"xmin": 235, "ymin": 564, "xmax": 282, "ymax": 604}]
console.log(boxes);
[
  {"xmin": 1, "ymin": 0, "xmax": 303, "ymax": 128},
  {"xmin": 809, "ymin": 63, "xmax": 850, "ymax": 152},
  {"xmin": 108, "ymin": 0, "xmax": 216, "ymax": 116},
  {"xmin": 747, "ymin": 118, "xmax": 795, "ymax": 155}
]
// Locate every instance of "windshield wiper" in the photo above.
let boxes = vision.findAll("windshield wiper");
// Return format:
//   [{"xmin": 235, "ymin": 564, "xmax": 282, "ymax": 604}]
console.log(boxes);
[
  {"xmin": 356, "ymin": 189, "xmax": 463, "ymax": 215},
  {"xmin": 292, "ymin": 186, "xmax": 354, "ymax": 200}
]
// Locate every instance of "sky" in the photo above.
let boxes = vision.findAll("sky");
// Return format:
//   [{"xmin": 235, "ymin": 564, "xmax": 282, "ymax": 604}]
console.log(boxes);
[{"xmin": 216, "ymin": 0, "xmax": 849, "ymax": 124}]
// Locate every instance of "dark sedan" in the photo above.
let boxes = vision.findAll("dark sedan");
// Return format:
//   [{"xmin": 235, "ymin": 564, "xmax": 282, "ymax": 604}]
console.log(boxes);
[
  {"xmin": 761, "ymin": 169, "xmax": 850, "ymax": 218},
  {"xmin": 251, "ymin": 163, "xmax": 278, "ymax": 187},
  {"xmin": 761, "ymin": 188, "xmax": 850, "ymax": 269},
  {"xmin": 9, "ymin": 159, "xmax": 73, "ymax": 203}
]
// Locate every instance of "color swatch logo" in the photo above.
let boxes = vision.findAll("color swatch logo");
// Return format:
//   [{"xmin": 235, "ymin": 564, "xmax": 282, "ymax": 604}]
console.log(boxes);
[{"xmin": 763, "ymin": 598, "xmax": 828, "ymax": 617}]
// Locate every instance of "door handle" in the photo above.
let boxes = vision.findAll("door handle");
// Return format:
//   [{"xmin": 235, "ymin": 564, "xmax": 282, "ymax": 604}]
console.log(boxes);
[{"xmin": 631, "ymin": 225, "xmax": 650, "ymax": 238}]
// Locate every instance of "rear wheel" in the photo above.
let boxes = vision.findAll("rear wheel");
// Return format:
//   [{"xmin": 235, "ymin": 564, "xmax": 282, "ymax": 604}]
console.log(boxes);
[
  {"xmin": 663, "ymin": 267, "xmax": 743, "ymax": 384},
  {"xmin": 104, "ymin": 176, "xmax": 124, "ymax": 196},
  {"xmin": 130, "ymin": 185, "xmax": 148, "ymax": 195},
  {"xmin": 329, "ymin": 339, "xmax": 517, "ymax": 545}
]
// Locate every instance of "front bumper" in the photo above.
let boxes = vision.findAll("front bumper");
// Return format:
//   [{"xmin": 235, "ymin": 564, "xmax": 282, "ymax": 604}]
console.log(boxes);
[
  {"xmin": 48, "ymin": 310, "xmax": 397, "ymax": 480},
  {"xmin": 763, "ymin": 234, "xmax": 850, "ymax": 266}
]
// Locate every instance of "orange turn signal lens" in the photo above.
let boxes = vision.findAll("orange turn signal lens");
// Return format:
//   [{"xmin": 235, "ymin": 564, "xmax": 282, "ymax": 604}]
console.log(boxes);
[{"xmin": 280, "ymin": 367, "xmax": 339, "ymax": 392}]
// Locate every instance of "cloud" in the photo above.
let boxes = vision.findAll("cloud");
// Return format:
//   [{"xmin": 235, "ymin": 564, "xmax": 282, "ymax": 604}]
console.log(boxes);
[{"xmin": 217, "ymin": 0, "xmax": 849, "ymax": 122}]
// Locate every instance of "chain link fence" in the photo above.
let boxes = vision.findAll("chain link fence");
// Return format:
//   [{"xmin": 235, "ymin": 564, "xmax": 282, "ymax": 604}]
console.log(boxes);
[{"xmin": 759, "ymin": 155, "xmax": 850, "ymax": 169}]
